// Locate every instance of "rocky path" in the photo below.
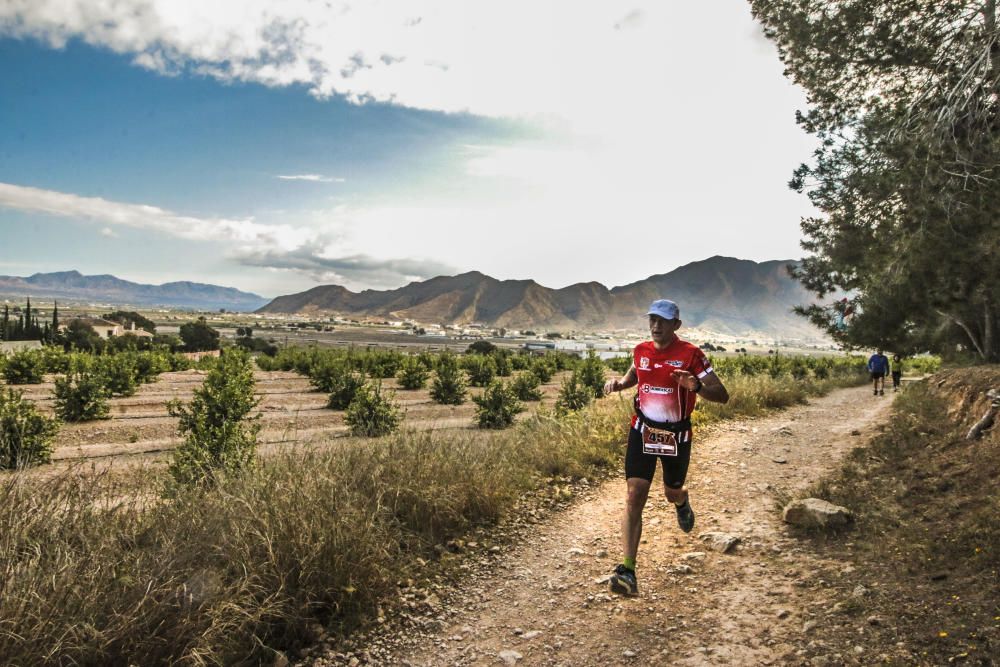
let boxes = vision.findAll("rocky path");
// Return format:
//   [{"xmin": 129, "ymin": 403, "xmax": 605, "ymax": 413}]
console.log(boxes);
[{"xmin": 359, "ymin": 384, "xmax": 894, "ymax": 666}]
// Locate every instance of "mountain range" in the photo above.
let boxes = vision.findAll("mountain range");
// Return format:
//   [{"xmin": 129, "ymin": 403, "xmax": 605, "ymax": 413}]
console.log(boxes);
[
  {"xmin": 258, "ymin": 256, "xmax": 824, "ymax": 340},
  {"xmin": 0, "ymin": 271, "xmax": 268, "ymax": 312}
]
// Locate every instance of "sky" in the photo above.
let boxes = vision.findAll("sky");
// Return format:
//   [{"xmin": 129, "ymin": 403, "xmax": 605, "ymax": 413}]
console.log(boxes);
[{"xmin": 0, "ymin": 1, "xmax": 818, "ymax": 299}]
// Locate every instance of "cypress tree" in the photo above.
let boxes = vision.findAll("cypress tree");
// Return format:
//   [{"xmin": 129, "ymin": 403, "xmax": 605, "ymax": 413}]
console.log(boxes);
[
  {"xmin": 1, "ymin": 305, "xmax": 6, "ymax": 341},
  {"xmin": 51, "ymin": 301, "xmax": 58, "ymax": 342}
]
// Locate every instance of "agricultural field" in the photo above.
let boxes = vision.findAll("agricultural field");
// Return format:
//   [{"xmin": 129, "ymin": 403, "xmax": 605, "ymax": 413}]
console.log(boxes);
[{"xmin": 1, "ymin": 346, "xmax": 587, "ymax": 471}]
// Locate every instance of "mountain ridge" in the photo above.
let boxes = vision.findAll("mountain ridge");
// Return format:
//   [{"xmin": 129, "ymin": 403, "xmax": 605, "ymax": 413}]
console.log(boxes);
[
  {"xmin": 0, "ymin": 271, "xmax": 268, "ymax": 311},
  {"xmin": 258, "ymin": 256, "xmax": 823, "ymax": 339}
]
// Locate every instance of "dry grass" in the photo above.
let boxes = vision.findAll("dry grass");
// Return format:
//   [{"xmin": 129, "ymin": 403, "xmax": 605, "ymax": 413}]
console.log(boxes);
[
  {"xmin": 786, "ymin": 370, "xmax": 1000, "ymax": 662},
  {"xmin": 0, "ymin": 367, "xmax": 864, "ymax": 665}
]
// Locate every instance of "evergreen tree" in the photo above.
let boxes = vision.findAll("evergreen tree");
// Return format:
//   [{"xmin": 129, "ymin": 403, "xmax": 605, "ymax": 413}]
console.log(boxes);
[{"xmin": 752, "ymin": 0, "xmax": 1000, "ymax": 360}]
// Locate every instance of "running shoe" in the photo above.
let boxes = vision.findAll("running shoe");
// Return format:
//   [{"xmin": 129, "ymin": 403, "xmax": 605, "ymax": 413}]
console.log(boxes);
[
  {"xmin": 676, "ymin": 500, "xmax": 695, "ymax": 533},
  {"xmin": 609, "ymin": 564, "xmax": 638, "ymax": 596},
  {"xmin": 873, "ymin": 389, "xmax": 878, "ymax": 395},
  {"xmin": 879, "ymin": 389, "xmax": 884, "ymax": 396}
]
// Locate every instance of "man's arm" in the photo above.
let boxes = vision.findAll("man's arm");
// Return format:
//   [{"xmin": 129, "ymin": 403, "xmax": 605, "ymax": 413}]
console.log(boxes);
[
  {"xmin": 672, "ymin": 369, "xmax": 729, "ymax": 404},
  {"xmin": 604, "ymin": 364, "xmax": 637, "ymax": 395}
]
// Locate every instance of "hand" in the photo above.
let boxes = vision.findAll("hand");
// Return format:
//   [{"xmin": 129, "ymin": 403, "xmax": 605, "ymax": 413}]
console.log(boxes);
[
  {"xmin": 671, "ymin": 369, "xmax": 699, "ymax": 391},
  {"xmin": 603, "ymin": 378, "xmax": 621, "ymax": 395}
]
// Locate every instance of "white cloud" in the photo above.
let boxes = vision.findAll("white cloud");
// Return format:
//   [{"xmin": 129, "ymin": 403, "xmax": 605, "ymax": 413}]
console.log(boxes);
[
  {"xmin": 0, "ymin": 182, "xmax": 451, "ymax": 289},
  {"xmin": 0, "ymin": 1, "xmax": 820, "ymax": 291},
  {"xmin": 276, "ymin": 174, "xmax": 345, "ymax": 183},
  {"xmin": 100, "ymin": 226, "xmax": 117, "ymax": 237}
]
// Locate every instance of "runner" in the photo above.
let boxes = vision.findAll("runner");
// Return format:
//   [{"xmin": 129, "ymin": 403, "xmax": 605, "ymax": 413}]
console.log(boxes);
[
  {"xmin": 603, "ymin": 299, "xmax": 729, "ymax": 596},
  {"xmin": 868, "ymin": 349, "xmax": 890, "ymax": 396},
  {"xmin": 891, "ymin": 354, "xmax": 903, "ymax": 392}
]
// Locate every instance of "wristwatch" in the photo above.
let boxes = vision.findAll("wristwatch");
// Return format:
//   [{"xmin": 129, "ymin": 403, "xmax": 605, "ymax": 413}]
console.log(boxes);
[{"xmin": 693, "ymin": 378, "xmax": 703, "ymax": 394}]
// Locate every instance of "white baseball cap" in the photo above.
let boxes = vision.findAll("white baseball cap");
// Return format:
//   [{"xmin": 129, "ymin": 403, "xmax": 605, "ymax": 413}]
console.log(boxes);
[{"xmin": 647, "ymin": 299, "xmax": 679, "ymax": 320}]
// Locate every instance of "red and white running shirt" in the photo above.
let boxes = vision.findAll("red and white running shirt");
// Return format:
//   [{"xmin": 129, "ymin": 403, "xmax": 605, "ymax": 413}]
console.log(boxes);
[{"xmin": 630, "ymin": 338, "xmax": 713, "ymax": 436}]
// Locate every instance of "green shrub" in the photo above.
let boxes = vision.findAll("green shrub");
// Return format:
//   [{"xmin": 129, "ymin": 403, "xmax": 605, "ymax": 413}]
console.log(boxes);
[
  {"xmin": 473, "ymin": 380, "xmax": 525, "ymax": 429},
  {"xmin": 3, "ymin": 350, "xmax": 45, "ymax": 385},
  {"xmin": 53, "ymin": 370, "xmax": 111, "ymax": 422},
  {"xmin": 345, "ymin": 382, "xmax": 402, "ymax": 437},
  {"xmin": 555, "ymin": 371, "xmax": 593, "ymax": 415},
  {"xmin": 321, "ymin": 363, "xmax": 367, "ymax": 410},
  {"xmin": 39, "ymin": 346, "xmax": 71, "ymax": 374},
  {"xmin": 167, "ymin": 349, "xmax": 261, "ymax": 486},
  {"xmin": 509, "ymin": 353, "xmax": 531, "ymax": 371},
  {"xmin": 0, "ymin": 388, "xmax": 59, "ymax": 469},
  {"xmin": 397, "ymin": 355, "xmax": 430, "ymax": 390},
  {"xmin": 577, "ymin": 351, "xmax": 608, "ymax": 398},
  {"xmin": 604, "ymin": 355, "xmax": 631, "ymax": 374},
  {"xmin": 493, "ymin": 351, "xmax": 512, "ymax": 377},
  {"xmin": 530, "ymin": 356, "xmax": 556, "ymax": 383},
  {"xmin": 310, "ymin": 356, "xmax": 353, "ymax": 393},
  {"xmin": 97, "ymin": 354, "xmax": 138, "ymax": 397},
  {"xmin": 364, "ymin": 350, "xmax": 404, "ymax": 379},
  {"xmin": 431, "ymin": 352, "xmax": 467, "ymax": 405},
  {"xmin": 464, "ymin": 354, "xmax": 496, "ymax": 387},
  {"xmin": 510, "ymin": 371, "xmax": 543, "ymax": 401},
  {"xmin": 132, "ymin": 351, "xmax": 171, "ymax": 383}
]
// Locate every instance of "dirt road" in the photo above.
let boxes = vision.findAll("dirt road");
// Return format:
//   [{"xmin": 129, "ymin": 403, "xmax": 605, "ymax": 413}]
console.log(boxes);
[{"xmin": 354, "ymin": 384, "xmax": 893, "ymax": 666}]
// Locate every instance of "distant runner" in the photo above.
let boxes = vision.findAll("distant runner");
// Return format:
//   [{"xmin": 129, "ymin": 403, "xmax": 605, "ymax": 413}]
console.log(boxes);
[
  {"xmin": 868, "ymin": 350, "xmax": 890, "ymax": 396},
  {"xmin": 891, "ymin": 354, "xmax": 903, "ymax": 392},
  {"xmin": 603, "ymin": 299, "xmax": 730, "ymax": 596}
]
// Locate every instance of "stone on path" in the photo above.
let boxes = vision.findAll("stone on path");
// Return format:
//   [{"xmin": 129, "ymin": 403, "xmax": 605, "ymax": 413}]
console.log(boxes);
[
  {"xmin": 499, "ymin": 649, "xmax": 523, "ymax": 665},
  {"xmin": 782, "ymin": 498, "xmax": 853, "ymax": 528},
  {"xmin": 699, "ymin": 532, "xmax": 741, "ymax": 553}
]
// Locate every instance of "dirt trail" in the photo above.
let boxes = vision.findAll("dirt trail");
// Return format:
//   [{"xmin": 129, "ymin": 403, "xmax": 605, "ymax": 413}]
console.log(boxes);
[{"xmin": 369, "ymin": 384, "xmax": 894, "ymax": 667}]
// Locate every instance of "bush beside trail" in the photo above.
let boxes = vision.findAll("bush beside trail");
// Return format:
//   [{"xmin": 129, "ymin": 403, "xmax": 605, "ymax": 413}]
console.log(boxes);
[{"xmin": 0, "ymin": 388, "xmax": 59, "ymax": 469}]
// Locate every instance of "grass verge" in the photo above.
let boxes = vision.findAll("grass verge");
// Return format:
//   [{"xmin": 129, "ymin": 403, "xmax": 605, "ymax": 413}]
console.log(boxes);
[
  {"xmin": 0, "ymin": 367, "xmax": 865, "ymax": 665},
  {"xmin": 785, "ymin": 368, "xmax": 1000, "ymax": 664}
]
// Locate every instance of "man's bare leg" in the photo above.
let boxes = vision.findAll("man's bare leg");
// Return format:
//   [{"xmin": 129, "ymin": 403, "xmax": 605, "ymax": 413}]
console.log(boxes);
[{"xmin": 622, "ymin": 477, "xmax": 651, "ymax": 562}]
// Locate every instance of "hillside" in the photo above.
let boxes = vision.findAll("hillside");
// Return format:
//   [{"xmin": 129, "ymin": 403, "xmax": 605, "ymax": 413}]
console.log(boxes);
[
  {"xmin": 259, "ymin": 256, "xmax": 824, "ymax": 340},
  {"xmin": 0, "ymin": 271, "xmax": 268, "ymax": 311}
]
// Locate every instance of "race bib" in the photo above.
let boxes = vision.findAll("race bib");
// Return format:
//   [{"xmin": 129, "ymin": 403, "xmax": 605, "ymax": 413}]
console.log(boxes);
[{"xmin": 642, "ymin": 425, "xmax": 678, "ymax": 456}]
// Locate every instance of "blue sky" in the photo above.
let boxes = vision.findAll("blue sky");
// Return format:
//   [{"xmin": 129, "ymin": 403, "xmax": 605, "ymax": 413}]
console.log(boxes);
[{"xmin": 0, "ymin": 1, "xmax": 818, "ymax": 298}]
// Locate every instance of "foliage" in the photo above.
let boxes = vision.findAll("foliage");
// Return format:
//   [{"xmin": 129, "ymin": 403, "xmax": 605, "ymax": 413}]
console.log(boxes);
[
  {"xmin": 234, "ymin": 336, "xmax": 278, "ymax": 356},
  {"xmin": 97, "ymin": 354, "xmax": 139, "ymax": 397},
  {"xmin": 2, "ymin": 349, "xmax": 45, "ymax": 385},
  {"xmin": 363, "ymin": 349, "xmax": 404, "ymax": 378},
  {"xmin": 397, "ymin": 355, "xmax": 430, "ymax": 390},
  {"xmin": 167, "ymin": 349, "xmax": 260, "ymax": 486},
  {"xmin": 493, "ymin": 350, "xmax": 512, "ymax": 377},
  {"xmin": 102, "ymin": 311, "xmax": 156, "ymax": 334},
  {"xmin": 62, "ymin": 319, "xmax": 104, "ymax": 353},
  {"xmin": 178, "ymin": 317, "xmax": 220, "ymax": 352},
  {"xmin": 510, "ymin": 371, "xmax": 544, "ymax": 401},
  {"xmin": 344, "ymin": 382, "xmax": 402, "ymax": 437},
  {"xmin": 430, "ymin": 352, "xmax": 467, "ymax": 405},
  {"xmin": 604, "ymin": 355, "xmax": 632, "ymax": 374},
  {"xmin": 0, "ymin": 299, "xmax": 48, "ymax": 342},
  {"xmin": 555, "ymin": 371, "xmax": 593, "ymax": 415},
  {"xmin": 751, "ymin": 0, "xmax": 1000, "ymax": 360},
  {"xmin": 529, "ymin": 356, "xmax": 557, "ymax": 383},
  {"xmin": 577, "ymin": 351, "xmax": 608, "ymax": 398},
  {"xmin": 53, "ymin": 370, "xmax": 111, "ymax": 422},
  {"xmin": 466, "ymin": 340, "xmax": 497, "ymax": 355},
  {"xmin": 0, "ymin": 388, "xmax": 59, "ymax": 469},
  {"xmin": 320, "ymin": 363, "xmax": 367, "ymax": 410},
  {"xmin": 463, "ymin": 354, "xmax": 497, "ymax": 387},
  {"xmin": 473, "ymin": 380, "xmax": 525, "ymax": 429}
]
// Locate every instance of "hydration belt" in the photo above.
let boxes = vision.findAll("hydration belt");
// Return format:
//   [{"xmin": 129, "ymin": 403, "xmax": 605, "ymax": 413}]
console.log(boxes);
[{"xmin": 633, "ymin": 395, "xmax": 691, "ymax": 433}]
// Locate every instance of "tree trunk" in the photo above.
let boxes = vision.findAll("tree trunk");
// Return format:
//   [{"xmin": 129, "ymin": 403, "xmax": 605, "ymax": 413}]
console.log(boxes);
[
  {"xmin": 939, "ymin": 308, "xmax": 987, "ymax": 359},
  {"xmin": 985, "ymin": 299, "xmax": 997, "ymax": 362}
]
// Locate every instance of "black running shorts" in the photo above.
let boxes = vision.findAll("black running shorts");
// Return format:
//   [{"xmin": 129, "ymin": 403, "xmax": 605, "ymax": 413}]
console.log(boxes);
[
  {"xmin": 625, "ymin": 426, "xmax": 692, "ymax": 488},
  {"xmin": 870, "ymin": 372, "xmax": 885, "ymax": 380}
]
